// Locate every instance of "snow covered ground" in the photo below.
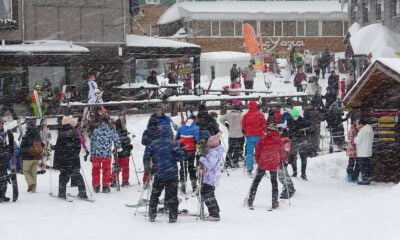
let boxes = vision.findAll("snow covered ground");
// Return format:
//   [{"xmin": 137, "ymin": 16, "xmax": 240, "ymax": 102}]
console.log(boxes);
[{"xmin": 2, "ymin": 71, "xmax": 400, "ymax": 240}]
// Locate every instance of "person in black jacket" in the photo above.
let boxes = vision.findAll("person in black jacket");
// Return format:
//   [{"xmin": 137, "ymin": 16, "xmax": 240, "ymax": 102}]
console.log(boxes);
[
  {"xmin": 111, "ymin": 118, "xmax": 133, "ymax": 187},
  {"xmin": 0, "ymin": 119, "xmax": 14, "ymax": 202},
  {"xmin": 53, "ymin": 116, "xmax": 87, "ymax": 199},
  {"xmin": 197, "ymin": 104, "xmax": 219, "ymax": 136},
  {"xmin": 146, "ymin": 71, "xmax": 159, "ymax": 86},
  {"xmin": 141, "ymin": 117, "xmax": 160, "ymax": 187},
  {"xmin": 144, "ymin": 126, "xmax": 183, "ymax": 223}
]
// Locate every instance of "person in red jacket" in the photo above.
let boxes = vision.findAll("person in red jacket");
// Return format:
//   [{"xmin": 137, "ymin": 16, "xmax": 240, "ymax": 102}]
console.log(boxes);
[
  {"xmin": 242, "ymin": 101, "xmax": 267, "ymax": 176},
  {"xmin": 245, "ymin": 124, "xmax": 287, "ymax": 210}
]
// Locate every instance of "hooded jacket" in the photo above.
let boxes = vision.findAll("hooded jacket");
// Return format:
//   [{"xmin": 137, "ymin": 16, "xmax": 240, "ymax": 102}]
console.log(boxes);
[
  {"xmin": 242, "ymin": 101, "xmax": 267, "ymax": 137},
  {"xmin": 354, "ymin": 124, "xmax": 374, "ymax": 157},
  {"xmin": 175, "ymin": 120, "xmax": 200, "ymax": 151},
  {"xmin": 90, "ymin": 123, "xmax": 121, "ymax": 158},
  {"xmin": 144, "ymin": 126, "xmax": 183, "ymax": 182},
  {"xmin": 255, "ymin": 130, "xmax": 287, "ymax": 171},
  {"xmin": 199, "ymin": 144, "xmax": 224, "ymax": 187},
  {"xmin": 219, "ymin": 110, "xmax": 243, "ymax": 138}
]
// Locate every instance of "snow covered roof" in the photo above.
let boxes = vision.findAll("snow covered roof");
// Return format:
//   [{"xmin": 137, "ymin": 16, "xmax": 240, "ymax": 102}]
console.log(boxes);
[
  {"xmin": 125, "ymin": 35, "xmax": 200, "ymax": 48},
  {"xmin": 201, "ymin": 51, "xmax": 251, "ymax": 62},
  {"xmin": 349, "ymin": 23, "xmax": 400, "ymax": 60},
  {"xmin": 347, "ymin": 22, "xmax": 362, "ymax": 36},
  {"xmin": 158, "ymin": 1, "xmax": 347, "ymax": 25},
  {"xmin": 0, "ymin": 40, "xmax": 89, "ymax": 53}
]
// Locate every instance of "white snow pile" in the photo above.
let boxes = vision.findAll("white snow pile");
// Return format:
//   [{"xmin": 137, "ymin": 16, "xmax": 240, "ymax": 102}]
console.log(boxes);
[
  {"xmin": 0, "ymin": 40, "xmax": 89, "ymax": 53},
  {"xmin": 126, "ymin": 34, "xmax": 200, "ymax": 48},
  {"xmin": 158, "ymin": 1, "xmax": 347, "ymax": 25},
  {"xmin": 350, "ymin": 23, "xmax": 400, "ymax": 60}
]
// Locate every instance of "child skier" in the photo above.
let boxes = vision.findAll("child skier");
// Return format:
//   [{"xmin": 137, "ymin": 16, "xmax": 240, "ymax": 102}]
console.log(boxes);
[{"xmin": 199, "ymin": 134, "xmax": 224, "ymax": 221}]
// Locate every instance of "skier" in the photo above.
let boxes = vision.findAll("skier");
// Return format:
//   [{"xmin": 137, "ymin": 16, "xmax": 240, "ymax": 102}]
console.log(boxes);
[
  {"xmin": 53, "ymin": 116, "xmax": 88, "ymax": 199},
  {"xmin": 88, "ymin": 89, "xmax": 103, "ymax": 104},
  {"xmin": 144, "ymin": 126, "xmax": 183, "ymax": 223},
  {"xmin": 284, "ymin": 58, "xmax": 292, "ymax": 83},
  {"xmin": 303, "ymin": 104, "xmax": 324, "ymax": 156},
  {"xmin": 219, "ymin": 103, "xmax": 244, "ymax": 168},
  {"xmin": 175, "ymin": 116, "xmax": 200, "ymax": 193},
  {"xmin": 346, "ymin": 119, "xmax": 358, "ymax": 182},
  {"xmin": 328, "ymin": 70, "xmax": 339, "ymax": 93},
  {"xmin": 142, "ymin": 117, "xmax": 160, "ymax": 188},
  {"xmin": 90, "ymin": 114, "xmax": 122, "ymax": 193},
  {"xmin": 244, "ymin": 65, "xmax": 256, "ymax": 95},
  {"xmin": 287, "ymin": 108, "xmax": 309, "ymax": 180},
  {"xmin": 242, "ymin": 101, "xmax": 267, "ymax": 176},
  {"xmin": 20, "ymin": 118, "xmax": 43, "ymax": 192},
  {"xmin": 0, "ymin": 76, "xmax": 18, "ymax": 120},
  {"xmin": 87, "ymin": 74, "xmax": 98, "ymax": 101},
  {"xmin": 354, "ymin": 119, "xmax": 374, "ymax": 185},
  {"xmin": 111, "ymin": 118, "xmax": 133, "ymax": 187},
  {"xmin": 0, "ymin": 119, "xmax": 14, "ymax": 202},
  {"xmin": 230, "ymin": 64, "xmax": 240, "ymax": 83},
  {"xmin": 197, "ymin": 104, "xmax": 220, "ymax": 136},
  {"xmin": 199, "ymin": 134, "xmax": 224, "ymax": 221},
  {"xmin": 293, "ymin": 68, "xmax": 307, "ymax": 92},
  {"xmin": 147, "ymin": 104, "xmax": 177, "ymax": 131},
  {"xmin": 326, "ymin": 99, "xmax": 346, "ymax": 151},
  {"xmin": 246, "ymin": 124, "xmax": 288, "ymax": 210}
]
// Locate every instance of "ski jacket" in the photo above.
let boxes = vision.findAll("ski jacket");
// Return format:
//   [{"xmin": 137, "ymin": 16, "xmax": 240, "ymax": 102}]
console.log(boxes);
[
  {"xmin": 346, "ymin": 125, "xmax": 357, "ymax": 158},
  {"xmin": 175, "ymin": 122, "xmax": 199, "ymax": 152},
  {"xmin": 246, "ymin": 68, "xmax": 256, "ymax": 81},
  {"xmin": 294, "ymin": 54, "xmax": 303, "ymax": 66},
  {"xmin": 141, "ymin": 126, "xmax": 160, "ymax": 147},
  {"xmin": 199, "ymin": 144, "xmax": 223, "ymax": 187},
  {"xmin": 20, "ymin": 128, "xmax": 43, "ymax": 160},
  {"xmin": 147, "ymin": 113, "xmax": 173, "ymax": 129},
  {"xmin": 255, "ymin": 130, "xmax": 287, "ymax": 171},
  {"xmin": 53, "ymin": 126, "xmax": 81, "ymax": 170},
  {"xmin": 219, "ymin": 110, "xmax": 243, "ymax": 138},
  {"xmin": 274, "ymin": 108, "xmax": 282, "ymax": 124},
  {"xmin": 197, "ymin": 111, "xmax": 219, "ymax": 136},
  {"xmin": 90, "ymin": 123, "xmax": 121, "ymax": 158},
  {"xmin": 144, "ymin": 126, "xmax": 183, "ymax": 182},
  {"xmin": 87, "ymin": 80, "xmax": 98, "ymax": 100},
  {"xmin": 303, "ymin": 106, "xmax": 324, "ymax": 131},
  {"xmin": 146, "ymin": 75, "xmax": 159, "ymax": 85},
  {"xmin": 287, "ymin": 116, "xmax": 308, "ymax": 143},
  {"xmin": 0, "ymin": 129, "xmax": 14, "ymax": 158},
  {"xmin": 328, "ymin": 75, "xmax": 339, "ymax": 91},
  {"xmin": 230, "ymin": 67, "xmax": 239, "ymax": 80},
  {"xmin": 242, "ymin": 102, "xmax": 267, "ymax": 137},
  {"xmin": 293, "ymin": 72, "xmax": 307, "ymax": 88},
  {"xmin": 354, "ymin": 124, "xmax": 374, "ymax": 158},
  {"xmin": 116, "ymin": 128, "xmax": 133, "ymax": 158}
]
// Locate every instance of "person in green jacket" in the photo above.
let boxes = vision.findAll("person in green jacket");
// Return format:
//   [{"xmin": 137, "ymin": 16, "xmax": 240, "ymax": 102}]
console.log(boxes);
[{"xmin": 294, "ymin": 52, "xmax": 304, "ymax": 72}]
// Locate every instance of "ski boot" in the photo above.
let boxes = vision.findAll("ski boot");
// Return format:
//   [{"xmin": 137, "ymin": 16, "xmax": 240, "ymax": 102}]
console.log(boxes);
[
  {"xmin": 122, "ymin": 181, "xmax": 130, "ymax": 187},
  {"xmin": 102, "ymin": 186, "xmax": 110, "ymax": 193},
  {"xmin": 301, "ymin": 174, "xmax": 308, "ymax": 181},
  {"xmin": 272, "ymin": 201, "xmax": 279, "ymax": 210},
  {"xmin": 78, "ymin": 192, "xmax": 88, "ymax": 199},
  {"xmin": 93, "ymin": 186, "xmax": 100, "ymax": 193}
]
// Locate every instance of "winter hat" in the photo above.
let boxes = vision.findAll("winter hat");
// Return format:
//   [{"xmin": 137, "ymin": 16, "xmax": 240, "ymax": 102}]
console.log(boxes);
[
  {"xmin": 207, "ymin": 134, "xmax": 220, "ymax": 147},
  {"xmin": 62, "ymin": 115, "xmax": 77, "ymax": 127},
  {"xmin": 209, "ymin": 111, "xmax": 218, "ymax": 119},
  {"xmin": 248, "ymin": 101, "xmax": 258, "ymax": 110},
  {"xmin": 87, "ymin": 74, "xmax": 96, "ymax": 81},
  {"xmin": 290, "ymin": 108, "xmax": 300, "ymax": 118}
]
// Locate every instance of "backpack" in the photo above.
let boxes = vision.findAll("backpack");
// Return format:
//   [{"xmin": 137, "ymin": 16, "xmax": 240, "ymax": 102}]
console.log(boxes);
[{"xmin": 30, "ymin": 140, "xmax": 43, "ymax": 160}]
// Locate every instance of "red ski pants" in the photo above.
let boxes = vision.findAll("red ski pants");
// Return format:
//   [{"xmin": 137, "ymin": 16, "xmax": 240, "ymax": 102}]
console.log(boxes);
[
  {"xmin": 92, "ymin": 156, "xmax": 112, "ymax": 188},
  {"xmin": 111, "ymin": 157, "xmax": 130, "ymax": 183}
]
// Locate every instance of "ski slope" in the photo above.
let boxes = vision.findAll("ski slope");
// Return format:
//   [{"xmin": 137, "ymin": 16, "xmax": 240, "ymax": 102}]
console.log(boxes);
[{"xmin": 2, "ymin": 72, "xmax": 400, "ymax": 240}]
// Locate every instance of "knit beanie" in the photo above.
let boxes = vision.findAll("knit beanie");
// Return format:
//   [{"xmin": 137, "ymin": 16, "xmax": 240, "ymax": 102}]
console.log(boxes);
[
  {"xmin": 290, "ymin": 107, "xmax": 300, "ymax": 118},
  {"xmin": 207, "ymin": 134, "xmax": 220, "ymax": 147}
]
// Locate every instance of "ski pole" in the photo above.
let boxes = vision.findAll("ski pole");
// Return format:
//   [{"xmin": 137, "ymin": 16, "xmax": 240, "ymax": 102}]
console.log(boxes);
[
  {"xmin": 144, "ymin": 175, "xmax": 153, "ymax": 219},
  {"xmin": 196, "ymin": 168, "xmax": 204, "ymax": 220},
  {"xmin": 129, "ymin": 154, "xmax": 141, "ymax": 186},
  {"xmin": 134, "ymin": 177, "xmax": 150, "ymax": 216}
]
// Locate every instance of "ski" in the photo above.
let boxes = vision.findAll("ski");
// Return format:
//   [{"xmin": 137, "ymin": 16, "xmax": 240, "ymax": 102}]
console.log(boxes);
[
  {"xmin": 49, "ymin": 193, "xmax": 73, "ymax": 202},
  {"xmin": 67, "ymin": 193, "xmax": 95, "ymax": 202},
  {"xmin": 125, "ymin": 198, "xmax": 150, "ymax": 208}
]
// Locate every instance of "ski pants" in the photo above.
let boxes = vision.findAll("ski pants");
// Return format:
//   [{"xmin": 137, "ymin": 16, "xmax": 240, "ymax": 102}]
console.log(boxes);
[
  {"xmin": 0, "ymin": 102, "xmax": 18, "ymax": 120},
  {"xmin": 201, "ymin": 183, "xmax": 220, "ymax": 218},
  {"xmin": 179, "ymin": 151, "xmax": 197, "ymax": 183},
  {"xmin": 0, "ymin": 157, "xmax": 8, "ymax": 201},
  {"xmin": 347, "ymin": 157, "xmax": 360, "ymax": 181},
  {"xmin": 248, "ymin": 169, "xmax": 278, "ymax": 206},
  {"xmin": 245, "ymin": 136, "xmax": 260, "ymax": 171},
  {"xmin": 356, "ymin": 157, "xmax": 370, "ymax": 183},
  {"xmin": 244, "ymin": 81, "xmax": 254, "ymax": 95},
  {"xmin": 308, "ymin": 127, "xmax": 321, "ymax": 154},
  {"xmin": 91, "ymin": 156, "xmax": 111, "ymax": 188},
  {"xmin": 226, "ymin": 137, "xmax": 244, "ymax": 166},
  {"xmin": 149, "ymin": 180, "xmax": 179, "ymax": 220},
  {"xmin": 111, "ymin": 156, "xmax": 130, "ymax": 183},
  {"xmin": 59, "ymin": 168, "xmax": 86, "ymax": 196},
  {"xmin": 23, "ymin": 160, "xmax": 39, "ymax": 191},
  {"xmin": 278, "ymin": 167, "xmax": 296, "ymax": 196},
  {"xmin": 288, "ymin": 142, "xmax": 308, "ymax": 176}
]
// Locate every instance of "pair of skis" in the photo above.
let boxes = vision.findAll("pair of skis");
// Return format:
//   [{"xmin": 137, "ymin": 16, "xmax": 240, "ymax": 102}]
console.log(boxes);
[{"xmin": 49, "ymin": 193, "xmax": 95, "ymax": 203}]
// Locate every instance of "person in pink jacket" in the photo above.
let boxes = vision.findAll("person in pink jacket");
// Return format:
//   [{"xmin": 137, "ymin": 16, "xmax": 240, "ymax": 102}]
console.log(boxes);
[{"xmin": 346, "ymin": 120, "xmax": 358, "ymax": 182}]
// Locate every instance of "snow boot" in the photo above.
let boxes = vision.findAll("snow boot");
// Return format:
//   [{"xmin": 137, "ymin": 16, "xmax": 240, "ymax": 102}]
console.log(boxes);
[
  {"xmin": 272, "ymin": 201, "xmax": 279, "ymax": 209},
  {"xmin": 301, "ymin": 174, "xmax": 308, "ymax": 181},
  {"xmin": 245, "ymin": 198, "xmax": 254, "ymax": 210},
  {"xmin": 93, "ymin": 186, "xmax": 100, "ymax": 193},
  {"xmin": 27, "ymin": 184, "xmax": 34, "ymax": 192},
  {"xmin": 247, "ymin": 170, "xmax": 253, "ymax": 178},
  {"xmin": 78, "ymin": 192, "xmax": 88, "ymax": 199},
  {"xmin": 205, "ymin": 216, "xmax": 220, "ymax": 221},
  {"xmin": 58, "ymin": 193, "xmax": 67, "ymax": 199}
]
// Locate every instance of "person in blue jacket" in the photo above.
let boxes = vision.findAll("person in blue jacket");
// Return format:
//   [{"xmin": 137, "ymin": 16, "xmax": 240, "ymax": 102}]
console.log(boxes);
[
  {"xmin": 147, "ymin": 104, "xmax": 177, "ymax": 131},
  {"xmin": 141, "ymin": 117, "xmax": 160, "ymax": 187},
  {"xmin": 144, "ymin": 126, "xmax": 183, "ymax": 223}
]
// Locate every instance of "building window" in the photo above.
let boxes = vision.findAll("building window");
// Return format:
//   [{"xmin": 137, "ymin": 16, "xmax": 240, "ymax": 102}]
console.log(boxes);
[
  {"xmin": 234, "ymin": 21, "xmax": 242, "ymax": 36},
  {"xmin": 391, "ymin": 0, "xmax": 400, "ymax": 16},
  {"xmin": 362, "ymin": 0, "xmax": 369, "ymax": 23},
  {"xmin": 196, "ymin": 20, "xmax": 211, "ymax": 37},
  {"xmin": 145, "ymin": 0, "xmax": 160, "ymax": 4},
  {"xmin": 322, "ymin": 21, "xmax": 343, "ymax": 36},
  {"xmin": 306, "ymin": 21, "xmax": 319, "ymax": 36},
  {"xmin": 0, "ymin": 0, "xmax": 17, "ymax": 29},
  {"xmin": 220, "ymin": 21, "xmax": 234, "ymax": 36},
  {"xmin": 283, "ymin": 21, "xmax": 296, "ymax": 36},
  {"xmin": 211, "ymin": 21, "xmax": 219, "ymax": 36},
  {"xmin": 260, "ymin": 21, "xmax": 274, "ymax": 36},
  {"xmin": 376, "ymin": 0, "xmax": 383, "ymax": 20},
  {"xmin": 244, "ymin": 20, "xmax": 257, "ymax": 34},
  {"xmin": 297, "ymin": 21, "xmax": 305, "ymax": 36},
  {"xmin": 274, "ymin": 21, "xmax": 282, "ymax": 36}
]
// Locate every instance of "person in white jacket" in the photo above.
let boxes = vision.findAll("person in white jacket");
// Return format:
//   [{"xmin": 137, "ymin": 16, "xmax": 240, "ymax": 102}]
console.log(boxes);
[
  {"xmin": 87, "ymin": 74, "xmax": 98, "ymax": 101},
  {"xmin": 354, "ymin": 119, "xmax": 374, "ymax": 185}
]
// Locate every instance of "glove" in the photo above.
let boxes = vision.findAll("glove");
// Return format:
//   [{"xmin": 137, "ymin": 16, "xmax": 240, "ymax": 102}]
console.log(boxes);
[{"xmin": 117, "ymin": 147, "xmax": 123, "ymax": 153}]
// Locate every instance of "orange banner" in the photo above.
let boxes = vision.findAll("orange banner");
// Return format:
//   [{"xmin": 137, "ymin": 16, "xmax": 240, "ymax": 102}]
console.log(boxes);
[{"xmin": 243, "ymin": 23, "xmax": 265, "ymax": 72}]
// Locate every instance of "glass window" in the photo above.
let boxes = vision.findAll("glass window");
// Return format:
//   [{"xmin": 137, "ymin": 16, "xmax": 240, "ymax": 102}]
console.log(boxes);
[
  {"xmin": 212, "ymin": 21, "xmax": 219, "ymax": 36},
  {"xmin": 362, "ymin": 0, "xmax": 369, "ymax": 23},
  {"xmin": 260, "ymin": 21, "xmax": 274, "ymax": 36},
  {"xmin": 322, "ymin": 21, "xmax": 343, "ymax": 36},
  {"xmin": 0, "ymin": 0, "xmax": 12, "ymax": 19},
  {"xmin": 28, "ymin": 67, "xmax": 65, "ymax": 91},
  {"xmin": 244, "ymin": 20, "xmax": 257, "ymax": 34},
  {"xmin": 376, "ymin": 0, "xmax": 383, "ymax": 20},
  {"xmin": 283, "ymin": 21, "xmax": 296, "ymax": 36},
  {"xmin": 220, "ymin": 21, "xmax": 234, "ymax": 36},
  {"xmin": 274, "ymin": 21, "xmax": 282, "ymax": 36},
  {"xmin": 306, "ymin": 21, "xmax": 319, "ymax": 36},
  {"xmin": 297, "ymin": 21, "xmax": 304, "ymax": 36},
  {"xmin": 196, "ymin": 20, "xmax": 211, "ymax": 37},
  {"xmin": 234, "ymin": 21, "xmax": 242, "ymax": 36}
]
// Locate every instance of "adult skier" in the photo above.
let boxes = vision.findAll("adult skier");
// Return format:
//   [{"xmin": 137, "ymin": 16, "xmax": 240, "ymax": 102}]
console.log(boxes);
[
  {"xmin": 144, "ymin": 126, "xmax": 183, "ymax": 223},
  {"xmin": 0, "ymin": 119, "xmax": 14, "ymax": 202},
  {"xmin": 141, "ymin": 118, "xmax": 160, "ymax": 188},
  {"xmin": 197, "ymin": 104, "xmax": 220, "ymax": 136},
  {"xmin": 53, "ymin": 116, "xmax": 88, "ymax": 199},
  {"xmin": 147, "ymin": 104, "xmax": 177, "ymax": 131},
  {"xmin": 242, "ymin": 101, "xmax": 267, "ymax": 176},
  {"xmin": 87, "ymin": 74, "xmax": 98, "ymax": 101}
]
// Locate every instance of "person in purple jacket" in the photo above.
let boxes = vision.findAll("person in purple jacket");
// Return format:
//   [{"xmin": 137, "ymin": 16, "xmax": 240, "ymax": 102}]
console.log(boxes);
[{"xmin": 199, "ymin": 134, "xmax": 224, "ymax": 221}]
